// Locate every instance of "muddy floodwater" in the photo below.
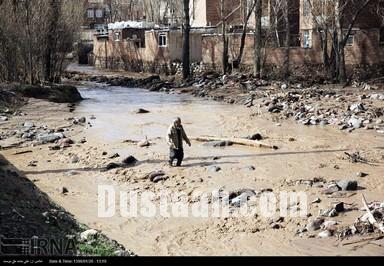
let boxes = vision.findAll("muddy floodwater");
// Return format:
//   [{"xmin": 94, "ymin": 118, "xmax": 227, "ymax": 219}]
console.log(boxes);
[{"xmin": 2, "ymin": 84, "xmax": 384, "ymax": 256}]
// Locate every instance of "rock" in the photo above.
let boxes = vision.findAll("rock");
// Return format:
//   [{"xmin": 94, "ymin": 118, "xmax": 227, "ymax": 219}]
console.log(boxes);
[
  {"xmin": 306, "ymin": 218, "xmax": 325, "ymax": 232},
  {"xmin": 337, "ymin": 180, "xmax": 358, "ymax": 191},
  {"xmin": 109, "ymin": 153, "xmax": 120, "ymax": 159},
  {"xmin": 37, "ymin": 133, "xmax": 64, "ymax": 144},
  {"xmin": 106, "ymin": 163, "xmax": 121, "ymax": 170},
  {"xmin": 357, "ymin": 172, "xmax": 368, "ymax": 178},
  {"xmin": 80, "ymin": 229, "xmax": 98, "ymax": 241},
  {"xmin": 22, "ymin": 132, "xmax": 34, "ymax": 139},
  {"xmin": 146, "ymin": 171, "xmax": 166, "ymax": 182},
  {"xmin": 247, "ymin": 133, "xmax": 263, "ymax": 141},
  {"xmin": 78, "ymin": 117, "xmax": 86, "ymax": 123},
  {"xmin": 322, "ymin": 184, "xmax": 341, "ymax": 195},
  {"xmin": 137, "ymin": 140, "xmax": 151, "ymax": 147},
  {"xmin": 348, "ymin": 117, "xmax": 363, "ymax": 129},
  {"xmin": 62, "ymin": 187, "xmax": 69, "ymax": 194},
  {"xmin": 339, "ymin": 124, "xmax": 348, "ymax": 130},
  {"xmin": 102, "ymin": 152, "xmax": 108, "ymax": 156},
  {"xmin": 152, "ymin": 175, "xmax": 169, "ymax": 183},
  {"xmin": 23, "ymin": 121, "xmax": 35, "ymax": 128},
  {"xmin": 376, "ymin": 119, "xmax": 383, "ymax": 125},
  {"xmin": 90, "ymin": 115, "xmax": 96, "ymax": 120},
  {"xmin": 312, "ymin": 198, "xmax": 321, "ymax": 204},
  {"xmin": 66, "ymin": 170, "xmax": 78, "ymax": 176},
  {"xmin": 208, "ymin": 166, "xmax": 221, "ymax": 172},
  {"xmin": 70, "ymin": 155, "xmax": 79, "ymax": 164},
  {"xmin": 0, "ymin": 116, "xmax": 8, "ymax": 121},
  {"xmin": 328, "ymin": 209, "xmax": 338, "ymax": 217},
  {"xmin": 135, "ymin": 108, "xmax": 150, "ymax": 114},
  {"xmin": 322, "ymin": 221, "xmax": 338, "ymax": 231},
  {"xmin": 350, "ymin": 103, "xmax": 365, "ymax": 112},
  {"xmin": 203, "ymin": 141, "xmax": 233, "ymax": 147},
  {"xmin": 243, "ymin": 166, "xmax": 256, "ymax": 171},
  {"xmin": 270, "ymin": 223, "xmax": 280, "ymax": 230},
  {"xmin": 57, "ymin": 138, "xmax": 74, "ymax": 147},
  {"xmin": 318, "ymin": 230, "xmax": 333, "ymax": 238},
  {"xmin": 122, "ymin": 156, "xmax": 137, "ymax": 165},
  {"xmin": 114, "ymin": 250, "xmax": 134, "ymax": 257},
  {"xmin": 281, "ymin": 84, "xmax": 288, "ymax": 90},
  {"xmin": 333, "ymin": 202, "xmax": 345, "ymax": 212}
]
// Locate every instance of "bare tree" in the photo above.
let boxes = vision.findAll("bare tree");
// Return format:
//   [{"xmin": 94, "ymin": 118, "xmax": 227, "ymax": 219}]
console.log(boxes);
[
  {"xmin": 233, "ymin": 0, "xmax": 256, "ymax": 68},
  {"xmin": 254, "ymin": 0, "xmax": 262, "ymax": 77},
  {"xmin": 182, "ymin": 0, "xmax": 190, "ymax": 79}
]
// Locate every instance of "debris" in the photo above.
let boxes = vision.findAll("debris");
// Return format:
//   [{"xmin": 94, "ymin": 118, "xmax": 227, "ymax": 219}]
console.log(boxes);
[
  {"xmin": 145, "ymin": 171, "xmax": 166, "ymax": 182},
  {"xmin": 337, "ymin": 180, "xmax": 358, "ymax": 191},
  {"xmin": 322, "ymin": 184, "xmax": 341, "ymax": 195},
  {"xmin": 306, "ymin": 218, "xmax": 325, "ymax": 232},
  {"xmin": 362, "ymin": 194, "xmax": 384, "ymax": 233}
]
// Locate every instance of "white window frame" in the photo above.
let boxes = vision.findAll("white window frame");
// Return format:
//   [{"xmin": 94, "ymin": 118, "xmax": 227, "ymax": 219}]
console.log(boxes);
[
  {"xmin": 346, "ymin": 34, "xmax": 355, "ymax": 46},
  {"xmin": 303, "ymin": 30, "xmax": 312, "ymax": 48},
  {"xmin": 114, "ymin": 32, "xmax": 121, "ymax": 42},
  {"xmin": 95, "ymin": 9, "xmax": 103, "ymax": 18},
  {"xmin": 87, "ymin": 9, "xmax": 94, "ymax": 18},
  {"xmin": 158, "ymin": 33, "xmax": 168, "ymax": 47}
]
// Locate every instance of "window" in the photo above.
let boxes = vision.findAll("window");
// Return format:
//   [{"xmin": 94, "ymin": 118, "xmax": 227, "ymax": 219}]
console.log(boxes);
[
  {"xmin": 158, "ymin": 33, "xmax": 167, "ymax": 47},
  {"xmin": 87, "ymin": 9, "xmax": 94, "ymax": 18},
  {"xmin": 114, "ymin": 32, "xmax": 121, "ymax": 42},
  {"xmin": 95, "ymin": 9, "xmax": 103, "ymax": 18},
  {"xmin": 380, "ymin": 27, "xmax": 384, "ymax": 45},
  {"xmin": 346, "ymin": 35, "xmax": 354, "ymax": 46},
  {"xmin": 303, "ymin": 30, "xmax": 312, "ymax": 48},
  {"xmin": 303, "ymin": 0, "xmax": 311, "ymax": 17}
]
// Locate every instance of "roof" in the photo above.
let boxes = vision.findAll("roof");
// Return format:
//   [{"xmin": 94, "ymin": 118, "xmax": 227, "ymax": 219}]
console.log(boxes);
[{"xmin": 108, "ymin": 21, "xmax": 157, "ymax": 30}]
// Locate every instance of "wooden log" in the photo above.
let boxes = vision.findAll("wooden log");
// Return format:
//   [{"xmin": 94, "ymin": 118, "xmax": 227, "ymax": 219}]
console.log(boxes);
[{"xmin": 191, "ymin": 136, "xmax": 278, "ymax": 150}]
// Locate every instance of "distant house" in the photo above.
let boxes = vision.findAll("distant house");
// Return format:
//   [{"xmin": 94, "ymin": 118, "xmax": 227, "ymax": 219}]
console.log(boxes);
[
  {"xmin": 201, "ymin": 0, "xmax": 384, "ymax": 76},
  {"xmin": 92, "ymin": 21, "xmax": 214, "ymax": 73},
  {"xmin": 79, "ymin": 0, "xmax": 108, "ymax": 65}
]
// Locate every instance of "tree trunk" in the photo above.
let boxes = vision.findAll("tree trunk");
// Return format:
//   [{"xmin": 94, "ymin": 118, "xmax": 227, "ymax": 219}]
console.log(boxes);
[
  {"xmin": 283, "ymin": 0, "xmax": 290, "ymax": 79},
  {"xmin": 234, "ymin": 2, "xmax": 256, "ymax": 68},
  {"xmin": 182, "ymin": 0, "xmax": 190, "ymax": 80},
  {"xmin": 221, "ymin": 0, "xmax": 228, "ymax": 74},
  {"xmin": 254, "ymin": 0, "xmax": 262, "ymax": 78},
  {"xmin": 45, "ymin": 0, "xmax": 60, "ymax": 83},
  {"xmin": 335, "ymin": 0, "xmax": 346, "ymax": 84}
]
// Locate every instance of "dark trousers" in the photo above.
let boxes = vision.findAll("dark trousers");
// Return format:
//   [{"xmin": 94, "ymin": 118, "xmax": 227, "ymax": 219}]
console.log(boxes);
[{"xmin": 169, "ymin": 148, "xmax": 184, "ymax": 166}]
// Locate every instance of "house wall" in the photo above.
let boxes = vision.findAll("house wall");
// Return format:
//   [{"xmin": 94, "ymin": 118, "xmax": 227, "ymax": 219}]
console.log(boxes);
[
  {"xmin": 93, "ymin": 29, "xmax": 203, "ymax": 72},
  {"xmin": 202, "ymin": 29, "xmax": 384, "ymax": 68}
]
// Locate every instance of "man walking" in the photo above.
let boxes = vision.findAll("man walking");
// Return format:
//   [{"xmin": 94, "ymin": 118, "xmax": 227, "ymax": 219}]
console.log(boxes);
[{"xmin": 166, "ymin": 117, "xmax": 191, "ymax": 167}]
